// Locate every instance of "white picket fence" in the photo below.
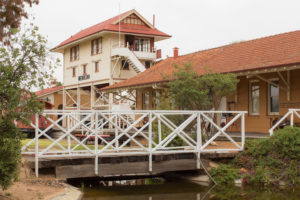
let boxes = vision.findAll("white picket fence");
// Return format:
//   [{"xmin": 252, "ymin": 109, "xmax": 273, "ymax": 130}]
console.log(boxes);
[
  {"xmin": 21, "ymin": 110, "xmax": 247, "ymax": 177},
  {"xmin": 269, "ymin": 109, "xmax": 300, "ymax": 135}
]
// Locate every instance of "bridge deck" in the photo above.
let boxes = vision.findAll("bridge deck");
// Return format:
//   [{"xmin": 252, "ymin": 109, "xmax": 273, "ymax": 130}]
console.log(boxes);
[{"xmin": 23, "ymin": 151, "xmax": 237, "ymax": 179}]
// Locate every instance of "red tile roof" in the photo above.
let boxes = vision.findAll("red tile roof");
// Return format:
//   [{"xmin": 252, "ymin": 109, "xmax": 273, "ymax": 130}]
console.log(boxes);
[
  {"xmin": 35, "ymin": 86, "xmax": 63, "ymax": 96},
  {"xmin": 102, "ymin": 30, "xmax": 300, "ymax": 91},
  {"xmin": 53, "ymin": 9, "xmax": 170, "ymax": 50}
]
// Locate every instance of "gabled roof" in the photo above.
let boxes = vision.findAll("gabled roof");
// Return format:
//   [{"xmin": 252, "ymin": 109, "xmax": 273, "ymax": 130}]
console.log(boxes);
[
  {"xmin": 52, "ymin": 9, "xmax": 170, "ymax": 51},
  {"xmin": 36, "ymin": 86, "xmax": 63, "ymax": 97},
  {"xmin": 102, "ymin": 30, "xmax": 300, "ymax": 91}
]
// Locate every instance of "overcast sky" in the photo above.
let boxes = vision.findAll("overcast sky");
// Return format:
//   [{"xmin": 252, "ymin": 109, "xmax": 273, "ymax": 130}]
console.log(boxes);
[{"xmin": 26, "ymin": 0, "xmax": 300, "ymax": 82}]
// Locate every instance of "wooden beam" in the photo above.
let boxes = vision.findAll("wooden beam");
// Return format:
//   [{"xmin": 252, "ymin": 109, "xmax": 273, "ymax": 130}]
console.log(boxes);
[
  {"xmin": 237, "ymin": 64, "xmax": 300, "ymax": 77},
  {"xmin": 277, "ymin": 72, "xmax": 289, "ymax": 88},
  {"xmin": 253, "ymin": 74, "xmax": 287, "ymax": 91},
  {"xmin": 91, "ymin": 84, "xmax": 94, "ymax": 109}
]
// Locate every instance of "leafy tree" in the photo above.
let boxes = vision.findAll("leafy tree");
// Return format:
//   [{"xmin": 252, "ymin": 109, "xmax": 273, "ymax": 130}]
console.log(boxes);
[
  {"xmin": 168, "ymin": 63, "xmax": 238, "ymax": 110},
  {"xmin": 166, "ymin": 63, "xmax": 238, "ymax": 139},
  {"xmin": 0, "ymin": 24, "xmax": 57, "ymax": 189},
  {"xmin": 0, "ymin": 0, "xmax": 39, "ymax": 44}
]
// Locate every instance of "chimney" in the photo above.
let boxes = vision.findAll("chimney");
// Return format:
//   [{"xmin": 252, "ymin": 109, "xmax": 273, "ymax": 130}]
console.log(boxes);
[
  {"xmin": 153, "ymin": 14, "xmax": 155, "ymax": 27},
  {"xmin": 173, "ymin": 47, "xmax": 179, "ymax": 59},
  {"xmin": 50, "ymin": 78, "xmax": 57, "ymax": 87}
]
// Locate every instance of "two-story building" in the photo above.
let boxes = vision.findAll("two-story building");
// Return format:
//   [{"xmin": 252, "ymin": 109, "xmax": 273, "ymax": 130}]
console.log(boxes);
[{"xmin": 51, "ymin": 9, "xmax": 170, "ymax": 110}]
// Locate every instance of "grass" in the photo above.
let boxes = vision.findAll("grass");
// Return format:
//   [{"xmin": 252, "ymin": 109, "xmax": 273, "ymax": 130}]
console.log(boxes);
[{"xmin": 21, "ymin": 138, "xmax": 101, "ymax": 151}]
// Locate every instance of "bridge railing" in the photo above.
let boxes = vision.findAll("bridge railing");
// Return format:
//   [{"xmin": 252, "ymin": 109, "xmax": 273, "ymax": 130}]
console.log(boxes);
[
  {"xmin": 269, "ymin": 109, "xmax": 300, "ymax": 135},
  {"xmin": 21, "ymin": 110, "xmax": 247, "ymax": 177}
]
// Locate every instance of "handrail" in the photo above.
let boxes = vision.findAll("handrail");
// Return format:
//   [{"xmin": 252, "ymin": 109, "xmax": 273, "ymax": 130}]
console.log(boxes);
[
  {"xmin": 269, "ymin": 109, "xmax": 300, "ymax": 135},
  {"xmin": 111, "ymin": 42, "xmax": 156, "ymax": 53},
  {"xmin": 21, "ymin": 109, "xmax": 247, "ymax": 177}
]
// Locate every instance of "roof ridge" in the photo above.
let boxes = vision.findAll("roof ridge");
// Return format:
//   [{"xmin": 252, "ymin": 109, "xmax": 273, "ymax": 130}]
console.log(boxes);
[
  {"xmin": 178, "ymin": 29, "xmax": 300, "ymax": 58},
  {"xmin": 66, "ymin": 9, "xmax": 133, "ymax": 39}
]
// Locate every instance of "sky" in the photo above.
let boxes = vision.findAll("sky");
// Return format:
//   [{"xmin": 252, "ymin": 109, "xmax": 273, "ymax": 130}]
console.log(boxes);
[{"xmin": 26, "ymin": 0, "xmax": 300, "ymax": 82}]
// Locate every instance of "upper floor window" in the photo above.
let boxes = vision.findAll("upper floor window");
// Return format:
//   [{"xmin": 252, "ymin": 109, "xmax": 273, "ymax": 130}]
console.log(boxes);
[
  {"xmin": 91, "ymin": 38, "xmax": 102, "ymax": 55},
  {"xmin": 249, "ymin": 81, "xmax": 260, "ymax": 115},
  {"xmin": 134, "ymin": 38, "xmax": 151, "ymax": 52},
  {"xmin": 268, "ymin": 80, "xmax": 279, "ymax": 115},
  {"xmin": 70, "ymin": 45, "xmax": 79, "ymax": 61},
  {"xmin": 83, "ymin": 64, "xmax": 87, "ymax": 75},
  {"xmin": 72, "ymin": 67, "xmax": 76, "ymax": 77},
  {"xmin": 95, "ymin": 61, "xmax": 99, "ymax": 72}
]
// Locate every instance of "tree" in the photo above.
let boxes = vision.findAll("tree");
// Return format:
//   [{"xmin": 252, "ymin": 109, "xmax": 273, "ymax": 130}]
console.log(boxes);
[
  {"xmin": 168, "ymin": 63, "xmax": 238, "ymax": 110},
  {"xmin": 0, "ymin": 0, "xmax": 39, "ymax": 44},
  {"xmin": 0, "ymin": 24, "xmax": 57, "ymax": 189},
  {"xmin": 167, "ymin": 63, "xmax": 239, "ymax": 139}
]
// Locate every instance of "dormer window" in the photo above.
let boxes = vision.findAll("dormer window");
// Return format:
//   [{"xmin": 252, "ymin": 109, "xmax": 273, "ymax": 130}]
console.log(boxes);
[
  {"xmin": 91, "ymin": 38, "xmax": 102, "ymax": 55},
  {"xmin": 70, "ymin": 45, "xmax": 79, "ymax": 61}
]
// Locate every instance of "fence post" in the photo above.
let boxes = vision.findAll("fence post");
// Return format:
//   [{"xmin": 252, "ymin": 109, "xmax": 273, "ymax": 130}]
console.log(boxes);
[
  {"xmin": 158, "ymin": 116, "xmax": 162, "ymax": 144},
  {"xmin": 115, "ymin": 114, "xmax": 119, "ymax": 152},
  {"xmin": 241, "ymin": 112, "xmax": 245, "ymax": 150},
  {"xmin": 148, "ymin": 112, "xmax": 152, "ymax": 172},
  {"xmin": 95, "ymin": 112, "xmax": 99, "ymax": 175},
  {"xmin": 35, "ymin": 114, "xmax": 39, "ymax": 177},
  {"xmin": 196, "ymin": 112, "xmax": 202, "ymax": 169},
  {"xmin": 290, "ymin": 109, "xmax": 294, "ymax": 127},
  {"xmin": 67, "ymin": 114, "xmax": 71, "ymax": 154}
]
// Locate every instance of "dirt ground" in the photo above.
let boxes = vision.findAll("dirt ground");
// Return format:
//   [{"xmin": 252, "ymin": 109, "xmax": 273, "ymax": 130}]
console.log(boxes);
[{"xmin": 0, "ymin": 160, "xmax": 68, "ymax": 200}]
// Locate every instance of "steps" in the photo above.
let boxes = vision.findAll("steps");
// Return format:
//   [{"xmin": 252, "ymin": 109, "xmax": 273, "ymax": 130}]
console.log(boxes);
[{"xmin": 111, "ymin": 47, "xmax": 146, "ymax": 73}]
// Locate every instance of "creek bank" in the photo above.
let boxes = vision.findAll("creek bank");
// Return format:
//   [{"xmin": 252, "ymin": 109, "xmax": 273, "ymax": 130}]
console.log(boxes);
[
  {"xmin": 210, "ymin": 127, "xmax": 300, "ymax": 187},
  {"xmin": 0, "ymin": 159, "xmax": 82, "ymax": 200}
]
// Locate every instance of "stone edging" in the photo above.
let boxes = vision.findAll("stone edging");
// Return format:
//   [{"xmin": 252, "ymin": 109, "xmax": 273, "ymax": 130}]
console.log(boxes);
[{"xmin": 50, "ymin": 184, "xmax": 82, "ymax": 200}]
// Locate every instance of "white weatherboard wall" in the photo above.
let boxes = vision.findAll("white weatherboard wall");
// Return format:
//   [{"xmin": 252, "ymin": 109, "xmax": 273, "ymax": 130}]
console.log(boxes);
[{"xmin": 63, "ymin": 33, "xmax": 138, "ymax": 87}]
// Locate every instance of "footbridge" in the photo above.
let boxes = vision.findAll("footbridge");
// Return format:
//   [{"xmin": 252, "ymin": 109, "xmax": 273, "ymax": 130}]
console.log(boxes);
[{"xmin": 21, "ymin": 110, "xmax": 246, "ymax": 179}]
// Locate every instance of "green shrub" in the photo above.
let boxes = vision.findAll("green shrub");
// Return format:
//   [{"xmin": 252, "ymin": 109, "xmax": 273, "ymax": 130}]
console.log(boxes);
[
  {"xmin": 210, "ymin": 164, "xmax": 240, "ymax": 184},
  {"xmin": 271, "ymin": 126, "xmax": 300, "ymax": 159},
  {"xmin": 216, "ymin": 126, "xmax": 300, "ymax": 186}
]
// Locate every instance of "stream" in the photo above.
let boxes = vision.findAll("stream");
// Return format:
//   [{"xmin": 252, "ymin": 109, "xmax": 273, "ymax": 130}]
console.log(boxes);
[{"xmin": 69, "ymin": 178, "xmax": 300, "ymax": 200}]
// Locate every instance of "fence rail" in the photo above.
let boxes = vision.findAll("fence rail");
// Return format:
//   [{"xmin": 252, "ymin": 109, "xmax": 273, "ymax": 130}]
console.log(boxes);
[
  {"xmin": 21, "ymin": 110, "xmax": 247, "ymax": 177},
  {"xmin": 269, "ymin": 109, "xmax": 300, "ymax": 135}
]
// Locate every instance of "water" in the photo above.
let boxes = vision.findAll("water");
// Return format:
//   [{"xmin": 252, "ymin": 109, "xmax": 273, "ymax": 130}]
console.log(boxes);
[{"xmin": 76, "ymin": 178, "xmax": 300, "ymax": 200}]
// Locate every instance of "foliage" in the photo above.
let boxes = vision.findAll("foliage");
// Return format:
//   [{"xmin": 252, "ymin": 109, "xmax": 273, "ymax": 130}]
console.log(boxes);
[
  {"xmin": 152, "ymin": 93, "xmax": 185, "ymax": 147},
  {"xmin": 0, "ymin": 24, "xmax": 57, "ymax": 189},
  {"xmin": 214, "ymin": 127, "xmax": 300, "ymax": 186},
  {"xmin": 55, "ymin": 81, "xmax": 63, "ymax": 86},
  {"xmin": 0, "ymin": 0, "xmax": 39, "ymax": 44},
  {"xmin": 168, "ymin": 63, "xmax": 239, "ymax": 110},
  {"xmin": 0, "ymin": 123, "xmax": 21, "ymax": 190},
  {"xmin": 210, "ymin": 164, "xmax": 240, "ymax": 185}
]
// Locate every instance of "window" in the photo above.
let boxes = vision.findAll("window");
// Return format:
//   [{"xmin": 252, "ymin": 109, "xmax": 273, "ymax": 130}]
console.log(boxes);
[
  {"xmin": 121, "ymin": 60, "xmax": 129, "ymax": 70},
  {"xmin": 268, "ymin": 80, "xmax": 279, "ymax": 114},
  {"xmin": 72, "ymin": 67, "xmax": 76, "ymax": 77},
  {"xmin": 134, "ymin": 38, "xmax": 151, "ymax": 52},
  {"xmin": 95, "ymin": 61, "xmax": 99, "ymax": 72},
  {"xmin": 70, "ymin": 45, "xmax": 79, "ymax": 61},
  {"xmin": 145, "ymin": 61, "xmax": 151, "ymax": 69},
  {"xmin": 91, "ymin": 38, "xmax": 102, "ymax": 55},
  {"xmin": 83, "ymin": 65, "xmax": 87, "ymax": 75},
  {"xmin": 152, "ymin": 90, "xmax": 160, "ymax": 109},
  {"xmin": 249, "ymin": 81, "xmax": 260, "ymax": 115},
  {"xmin": 142, "ymin": 92, "xmax": 150, "ymax": 110}
]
